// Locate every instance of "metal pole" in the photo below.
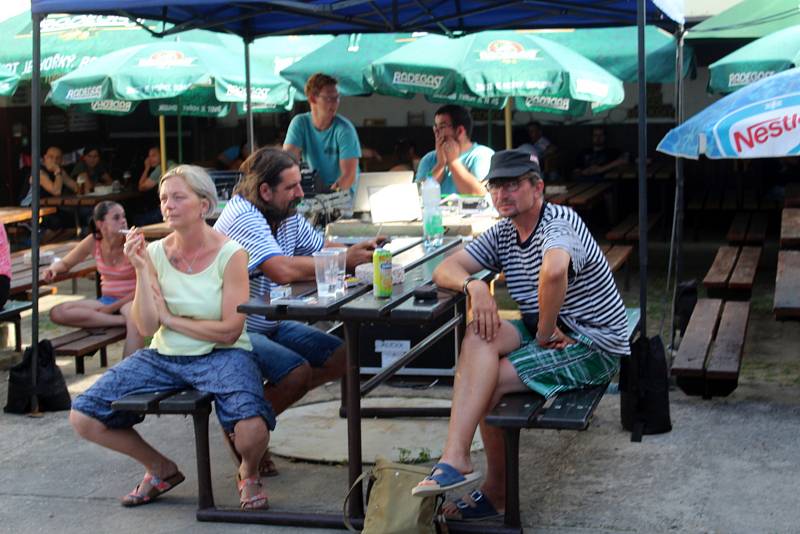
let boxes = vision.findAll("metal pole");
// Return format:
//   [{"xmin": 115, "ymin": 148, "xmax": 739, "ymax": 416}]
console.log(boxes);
[
  {"xmin": 29, "ymin": 12, "xmax": 42, "ymax": 415},
  {"xmin": 637, "ymin": 0, "xmax": 648, "ymax": 334},
  {"xmin": 177, "ymin": 102, "xmax": 183, "ymax": 163},
  {"xmin": 244, "ymin": 38, "xmax": 255, "ymax": 154},
  {"xmin": 159, "ymin": 115, "xmax": 167, "ymax": 176},
  {"xmin": 503, "ymin": 100, "xmax": 513, "ymax": 149},
  {"xmin": 669, "ymin": 25, "xmax": 686, "ymax": 351}
]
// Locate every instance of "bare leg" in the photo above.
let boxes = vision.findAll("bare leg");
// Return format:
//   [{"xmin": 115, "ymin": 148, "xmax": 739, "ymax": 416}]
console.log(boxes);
[
  {"xmin": 69, "ymin": 410, "xmax": 179, "ymax": 482},
  {"xmin": 119, "ymin": 302, "xmax": 144, "ymax": 357},
  {"xmin": 444, "ymin": 358, "xmax": 527, "ymax": 515},
  {"xmin": 264, "ymin": 362, "xmax": 312, "ymax": 415},
  {"xmin": 309, "ymin": 344, "xmax": 345, "ymax": 389},
  {"xmin": 50, "ymin": 300, "xmax": 126, "ymax": 329},
  {"xmin": 424, "ymin": 320, "xmax": 521, "ymax": 482},
  {"xmin": 233, "ymin": 417, "xmax": 269, "ymax": 504}
]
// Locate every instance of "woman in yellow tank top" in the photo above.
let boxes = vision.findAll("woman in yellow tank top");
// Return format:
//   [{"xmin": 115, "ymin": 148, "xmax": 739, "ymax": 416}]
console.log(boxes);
[{"xmin": 69, "ymin": 165, "xmax": 273, "ymax": 511}]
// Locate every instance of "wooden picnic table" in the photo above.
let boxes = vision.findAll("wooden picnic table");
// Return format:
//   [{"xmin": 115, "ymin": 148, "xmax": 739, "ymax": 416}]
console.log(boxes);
[
  {"xmin": 545, "ymin": 182, "xmax": 613, "ymax": 209},
  {"xmin": 9, "ymin": 241, "xmax": 96, "ymax": 296},
  {"xmin": 774, "ymin": 250, "xmax": 800, "ymax": 320},
  {"xmin": 0, "ymin": 206, "xmax": 56, "ymax": 225},
  {"xmin": 780, "ymin": 208, "xmax": 800, "ymax": 249},
  {"xmin": 40, "ymin": 190, "xmax": 142, "ymax": 208}
]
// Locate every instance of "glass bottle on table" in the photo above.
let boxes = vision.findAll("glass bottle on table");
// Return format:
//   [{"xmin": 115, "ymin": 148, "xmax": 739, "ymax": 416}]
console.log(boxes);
[{"xmin": 421, "ymin": 176, "xmax": 443, "ymax": 248}]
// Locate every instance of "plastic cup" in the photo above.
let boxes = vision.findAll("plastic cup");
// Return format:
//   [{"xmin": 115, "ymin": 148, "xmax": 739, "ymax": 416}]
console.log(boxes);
[{"xmin": 313, "ymin": 248, "xmax": 346, "ymax": 298}]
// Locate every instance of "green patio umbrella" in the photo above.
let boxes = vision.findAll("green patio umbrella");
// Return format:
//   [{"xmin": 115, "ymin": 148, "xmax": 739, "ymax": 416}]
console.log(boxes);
[
  {"xmin": 0, "ymin": 64, "xmax": 20, "ymax": 97},
  {"xmin": 48, "ymin": 41, "xmax": 291, "ymax": 109},
  {"xmin": 368, "ymin": 31, "xmax": 625, "ymax": 118},
  {"xmin": 528, "ymin": 26, "xmax": 691, "ymax": 83},
  {"xmin": 281, "ymin": 33, "xmax": 421, "ymax": 96},
  {"xmin": 0, "ymin": 13, "xmax": 170, "ymax": 81},
  {"xmin": 708, "ymin": 25, "xmax": 800, "ymax": 93},
  {"xmin": 687, "ymin": 0, "xmax": 800, "ymax": 41}
]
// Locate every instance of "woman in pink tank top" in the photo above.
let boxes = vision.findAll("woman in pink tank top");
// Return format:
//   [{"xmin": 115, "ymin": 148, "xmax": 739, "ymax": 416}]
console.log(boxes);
[{"xmin": 43, "ymin": 201, "xmax": 143, "ymax": 356}]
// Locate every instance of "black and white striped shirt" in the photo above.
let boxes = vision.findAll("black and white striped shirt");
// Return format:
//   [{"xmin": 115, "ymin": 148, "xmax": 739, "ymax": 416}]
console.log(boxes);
[
  {"xmin": 214, "ymin": 195, "xmax": 323, "ymax": 334},
  {"xmin": 466, "ymin": 202, "xmax": 629, "ymax": 355}
]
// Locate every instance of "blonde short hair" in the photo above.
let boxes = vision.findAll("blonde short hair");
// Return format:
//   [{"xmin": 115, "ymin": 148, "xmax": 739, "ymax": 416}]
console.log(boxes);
[{"xmin": 159, "ymin": 165, "xmax": 218, "ymax": 218}]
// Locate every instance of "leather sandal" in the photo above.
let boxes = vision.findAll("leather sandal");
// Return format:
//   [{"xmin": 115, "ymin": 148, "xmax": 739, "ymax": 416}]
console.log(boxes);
[
  {"xmin": 237, "ymin": 476, "xmax": 269, "ymax": 510},
  {"xmin": 121, "ymin": 471, "xmax": 185, "ymax": 507}
]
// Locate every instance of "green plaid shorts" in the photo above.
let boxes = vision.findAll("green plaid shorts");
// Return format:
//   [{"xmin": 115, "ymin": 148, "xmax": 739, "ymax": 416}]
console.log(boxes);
[{"xmin": 506, "ymin": 320, "xmax": 621, "ymax": 399}]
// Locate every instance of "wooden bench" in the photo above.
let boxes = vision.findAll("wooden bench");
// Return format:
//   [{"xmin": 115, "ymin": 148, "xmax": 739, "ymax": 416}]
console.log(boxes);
[
  {"xmin": 0, "ymin": 300, "xmax": 32, "ymax": 351},
  {"xmin": 111, "ymin": 389, "xmax": 215, "ymax": 509},
  {"xmin": 50, "ymin": 327, "xmax": 126, "ymax": 374},
  {"xmin": 671, "ymin": 299, "xmax": 750, "ymax": 398},
  {"xmin": 605, "ymin": 213, "xmax": 661, "ymax": 242},
  {"xmin": 780, "ymin": 208, "xmax": 800, "ymax": 249},
  {"xmin": 702, "ymin": 246, "xmax": 761, "ymax": 300},
  {"xmin": 484, "ymin": 308, "xmax": 640, "ymax": 531},
  {"xmin": 727, "ymin": 212, "xmax": 768, "ymax": 245},
  {"xmin": 601, "ymin": 243, "xmax": 633, "ymax": 290},
  {"xmin": 774, "ymin": 250, "xmax": 800, "ymax": 320}
]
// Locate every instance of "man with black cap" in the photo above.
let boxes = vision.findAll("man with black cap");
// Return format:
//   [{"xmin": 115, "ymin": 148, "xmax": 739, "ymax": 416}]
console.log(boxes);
[{"xmin": 411, "ymin": 149, "xmax": 629, "ymax": 520}]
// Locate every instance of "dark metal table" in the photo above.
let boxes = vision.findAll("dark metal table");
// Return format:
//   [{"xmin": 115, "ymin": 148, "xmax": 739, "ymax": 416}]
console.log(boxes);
[{"xmin": 200, "ymin": 236, "xmax": 504, "ymax": 532}]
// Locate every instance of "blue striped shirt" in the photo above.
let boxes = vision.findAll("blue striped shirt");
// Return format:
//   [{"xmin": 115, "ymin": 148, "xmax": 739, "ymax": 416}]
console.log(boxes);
[
  {"xmin": 214, "ymin": 194, "xmax": 323, "ymax": 334},
  {"xmin": 466, "ymin": 203, "xmax": 629, "ymax": 355}
]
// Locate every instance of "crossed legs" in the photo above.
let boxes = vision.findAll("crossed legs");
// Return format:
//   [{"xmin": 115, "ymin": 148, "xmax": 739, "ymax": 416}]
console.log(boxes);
[
  {"xmin": 422, "ymin": 320, "xmax": 529, "ymax": 511},
  {"xmin": 50, "ymin": 300, "xmax": 144, "ymax": 357}
]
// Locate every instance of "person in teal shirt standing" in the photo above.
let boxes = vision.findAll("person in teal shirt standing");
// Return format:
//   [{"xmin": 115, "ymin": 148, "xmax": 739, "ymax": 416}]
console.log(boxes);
[
  {"xmin": 283, "ymin": 73, "xmax": 361, "ymax": 193},
  {"xmin": 415, "ymin": 105, "xmax": 494, "ymax": 196}
]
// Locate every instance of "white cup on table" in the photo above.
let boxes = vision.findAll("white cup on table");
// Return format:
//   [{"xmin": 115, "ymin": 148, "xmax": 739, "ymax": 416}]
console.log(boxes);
[{"xmin": 312, "ymin": 248, "xmax": 346, "ymax": 298}]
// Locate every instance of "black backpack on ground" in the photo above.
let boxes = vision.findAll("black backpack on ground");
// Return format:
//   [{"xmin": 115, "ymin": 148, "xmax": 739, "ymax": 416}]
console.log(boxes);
[
  {"xmin": 619, "ymin": 335, "xmax": 672, "ymax": 442},
  {"xmin": 4, "ymin": 340, "xmax": 71, "ymax": 414}
]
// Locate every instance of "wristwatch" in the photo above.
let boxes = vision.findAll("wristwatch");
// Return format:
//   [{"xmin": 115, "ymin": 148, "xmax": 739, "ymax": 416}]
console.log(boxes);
[{"xmin": 462, "ymin": 275, "xmax": 479, "ymax": 295}]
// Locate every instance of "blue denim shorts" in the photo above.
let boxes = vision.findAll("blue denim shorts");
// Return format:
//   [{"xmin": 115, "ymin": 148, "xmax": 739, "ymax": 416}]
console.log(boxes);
[
  {"xmin": 72, "ymin": 348, "xmax": 275, "ymax": 433},
  {"xmin": 248, "ymin": 321, "xmax": 342, "ymax": 384},
  {"xmin": 97, "ymin": 295, "xmax": 118, "ymax": 306}
]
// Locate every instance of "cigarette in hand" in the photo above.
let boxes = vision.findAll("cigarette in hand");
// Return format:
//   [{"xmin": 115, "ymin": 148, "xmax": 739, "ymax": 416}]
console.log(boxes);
[{"xmin": 118, "ymin": 229, "xmax": 132, "ymax": 235}]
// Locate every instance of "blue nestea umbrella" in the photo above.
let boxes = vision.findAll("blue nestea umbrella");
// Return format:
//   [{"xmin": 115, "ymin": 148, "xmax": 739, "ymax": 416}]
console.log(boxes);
[{"xmin": 657, "ymin": 67, "xmax": 800, "ymax": 159}]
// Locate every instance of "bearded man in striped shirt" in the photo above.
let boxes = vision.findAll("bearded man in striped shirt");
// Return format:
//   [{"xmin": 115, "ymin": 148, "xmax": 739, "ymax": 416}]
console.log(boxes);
[{"xmin": 412, "ymin": 149, "xmax": 629, "ymax": 521}]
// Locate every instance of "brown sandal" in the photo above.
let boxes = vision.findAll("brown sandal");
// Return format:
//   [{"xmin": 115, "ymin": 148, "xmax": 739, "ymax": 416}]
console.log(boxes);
[
  {"xmin": 121, "ymin": 471, "xmax": 185, "ymax": 507},
  {"xmin": 237, "ymin": 476, "xmax": 269, "ymax": 510}
]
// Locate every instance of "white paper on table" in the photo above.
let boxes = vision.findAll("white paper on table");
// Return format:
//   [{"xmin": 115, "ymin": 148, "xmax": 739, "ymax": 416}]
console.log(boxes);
[{"xmin": 369, "ymin": 183, "xmax": 421, "ymax": 223}]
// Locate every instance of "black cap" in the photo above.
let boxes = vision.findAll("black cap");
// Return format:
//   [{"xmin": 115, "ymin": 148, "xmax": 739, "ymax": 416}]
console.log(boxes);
[{"xmin": 484, "ymin": 149, "xmax": 542, "ymax": 181}]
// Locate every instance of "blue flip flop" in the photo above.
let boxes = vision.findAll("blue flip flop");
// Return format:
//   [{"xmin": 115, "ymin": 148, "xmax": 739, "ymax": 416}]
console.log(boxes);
[
  {"xmin": 448, "ymin": 490, "xmax": 504, "ymax": 522},
  {"xmin": 411, "ymin": 462, "xmax": 482, "ymax": 497}
]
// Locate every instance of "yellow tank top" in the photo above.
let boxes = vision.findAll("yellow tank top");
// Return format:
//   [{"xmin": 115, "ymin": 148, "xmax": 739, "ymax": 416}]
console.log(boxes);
[{"xmin": 147, "ymin": 238, "xmax": 252, "ymax": 356}]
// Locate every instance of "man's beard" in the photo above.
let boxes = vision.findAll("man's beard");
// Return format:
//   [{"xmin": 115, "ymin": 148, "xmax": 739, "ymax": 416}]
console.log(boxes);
[{"xmin": 264, "ymin": 198, "xmax": 302, "ymax": 226}]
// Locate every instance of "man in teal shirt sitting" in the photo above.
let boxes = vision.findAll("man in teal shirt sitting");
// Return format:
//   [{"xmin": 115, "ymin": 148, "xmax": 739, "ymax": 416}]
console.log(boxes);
[
  {"xmin": 415, "ymin": 105, "xmax": 494, "ymax": 196},
  {"xmin": 283, "ymin": 73, "xmax": 361, "ymax": 193}
]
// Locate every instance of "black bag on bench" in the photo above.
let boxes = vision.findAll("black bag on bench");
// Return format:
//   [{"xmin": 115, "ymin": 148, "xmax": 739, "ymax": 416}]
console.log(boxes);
[
  {"xmin": 620, "ymin": 335, "xmax": 672, "ymax": 442},
  {"xmin": 4, "ymin": 340, "xmax": 71, "ymax": 414}
]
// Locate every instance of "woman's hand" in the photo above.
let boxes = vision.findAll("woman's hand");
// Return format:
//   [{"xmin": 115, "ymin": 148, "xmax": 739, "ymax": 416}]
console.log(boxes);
[
  {"xmin": 150, "ymin": 281, "xmax": 173, "ymax": 327},
  {"xmin": 123, "ymin": 227, "xmax": 147, "ymax": 271},
  {"xmin": 42, "ymin": 264, "xmax": 59, "ymax": 283}
]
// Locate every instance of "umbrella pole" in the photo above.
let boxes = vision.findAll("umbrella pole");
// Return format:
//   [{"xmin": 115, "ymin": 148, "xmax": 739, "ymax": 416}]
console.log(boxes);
[
  {"xmin": 244, "ymin": 38, "xmax": 255, "ymax": 154},
  {"xmin": 159, "ymin": 115, "xmax": 167, "ymax": 176},
  {"xmin": 177, "ymin": 101, "xmax": 183, "ymax": 164},
  {"xmin": 504, "ymin": 100, "xmax": 513, "ymax": 150},
  {"xmin": 637, "ymin": 0, "xmax": 648, "ymax": 334},
  {"xmin": 487, "ymin": 109, "xmax": 493, "ymax": 149},
  {"xmin": 29, "ymin": 13, "xmax": 43, "ymax": 416}
]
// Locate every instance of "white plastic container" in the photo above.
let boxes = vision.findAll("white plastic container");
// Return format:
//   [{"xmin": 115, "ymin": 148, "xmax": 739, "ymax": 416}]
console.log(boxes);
[{"xmin": 421, "ymin": 176, "xmax": 443, "ymax": 248}]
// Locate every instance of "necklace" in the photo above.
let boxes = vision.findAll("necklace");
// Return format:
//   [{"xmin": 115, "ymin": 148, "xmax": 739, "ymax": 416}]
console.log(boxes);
[
  {"xmin": 177, "ymin": 239, "xmax": 204, "ymax": 273},
  {"xmin": 182, "ymin": 247, "xmax": 202, "ymax": 273}
]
